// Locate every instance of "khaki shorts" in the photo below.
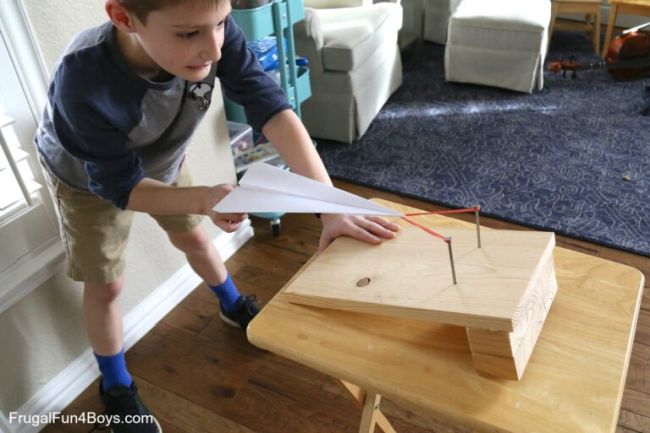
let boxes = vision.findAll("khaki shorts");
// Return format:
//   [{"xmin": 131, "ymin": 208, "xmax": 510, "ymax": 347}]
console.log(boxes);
[{"xmin": 41, "ymin": 161, "xmax": 203, "ymax": 284}]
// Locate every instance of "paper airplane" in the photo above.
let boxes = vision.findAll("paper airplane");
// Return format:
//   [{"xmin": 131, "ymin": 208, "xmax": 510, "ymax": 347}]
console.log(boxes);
[{"xmin": 213, "ymin": 162, "xmax": 402, "ymax": 216}]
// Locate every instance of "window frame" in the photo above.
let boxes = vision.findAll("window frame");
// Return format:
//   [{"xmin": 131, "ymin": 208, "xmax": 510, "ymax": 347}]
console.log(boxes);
[{"xmin": 0, "ymin": 0, "xmax": 65, "ymax": 316}]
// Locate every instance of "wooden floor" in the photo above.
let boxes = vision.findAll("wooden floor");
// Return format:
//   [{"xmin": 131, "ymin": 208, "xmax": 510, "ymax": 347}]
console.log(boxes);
[{"xmin": 43, "ymin": 181, "xmax": 650, "ymax": 433}]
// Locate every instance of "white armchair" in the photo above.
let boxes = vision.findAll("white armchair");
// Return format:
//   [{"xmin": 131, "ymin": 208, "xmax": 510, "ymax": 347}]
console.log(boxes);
[
  {"xmin": 400, "ymin": 0, "xmax": 462, "ymax": 46},
  {"xmin": 423, "ymin": 0, "xmax": 462, "ymax": 44},
  {"xmin": 295, "ymin": 0, "xmax": 403, "ymax": 143},
  {"xmin": 445, "ymin": 0, "xmax": 551, "ymax": 93}
]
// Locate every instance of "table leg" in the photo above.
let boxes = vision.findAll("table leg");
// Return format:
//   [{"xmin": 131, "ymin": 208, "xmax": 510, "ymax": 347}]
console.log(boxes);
[
  {"xmin": 602, "ymin": 4, "xmax": 618, "ymax": 57},
  {"xmin": 594, "ymin": 9, "xmax": 601, "ymax": 55},
  {"xmin": 341, "ymin": 380, "xmax": 398, "ymax": 433},
  {"xmin": 359, "ymin": 391, "xmax": 381, "ymax": 433},
  {"xmin": 548, "ymin": 2, "xmax": 559, "ymax": 53}
]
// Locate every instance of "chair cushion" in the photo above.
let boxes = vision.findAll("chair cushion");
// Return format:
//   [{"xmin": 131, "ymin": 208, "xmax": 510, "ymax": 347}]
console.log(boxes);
[
  {"xmin": 315, "ymin": 3, "xmax": 401, "ymax": 72},
  {"xmin": 449, "ymin": 0, "xmax": 550, "ymax": 52}
]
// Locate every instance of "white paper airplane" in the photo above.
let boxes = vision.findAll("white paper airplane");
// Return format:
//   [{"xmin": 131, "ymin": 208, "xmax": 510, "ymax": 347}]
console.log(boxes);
[{"xmin": 213, "ymin": 162, "xmax": 402, "ymax": 216}]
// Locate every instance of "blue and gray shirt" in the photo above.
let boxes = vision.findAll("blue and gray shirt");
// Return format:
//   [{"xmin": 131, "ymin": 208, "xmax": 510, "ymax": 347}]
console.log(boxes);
[{"xmin": 36, "ymin": 16, "xmax": 291, "ymax": 209}]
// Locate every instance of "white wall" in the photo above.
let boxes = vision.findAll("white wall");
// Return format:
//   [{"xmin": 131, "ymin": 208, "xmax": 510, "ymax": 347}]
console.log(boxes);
[{"xmin": 0, "ymin": 0, "xmax": 237, "ymax": 415}]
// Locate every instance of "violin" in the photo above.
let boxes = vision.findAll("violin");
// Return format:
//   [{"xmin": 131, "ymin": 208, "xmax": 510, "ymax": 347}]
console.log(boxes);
[{"xmin": 549, "ymin": 22, "xmax": 650, "ymax": 81}]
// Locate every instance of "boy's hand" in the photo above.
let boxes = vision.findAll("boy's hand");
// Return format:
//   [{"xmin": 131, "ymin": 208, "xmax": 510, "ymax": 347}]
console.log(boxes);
[
  {"xmin": 204, "ymin": 184, "xmax": 247, "ymax": 232},
  {"xmin": 318, "ymin": 214, "xmax": 400, "ymax": 252}
]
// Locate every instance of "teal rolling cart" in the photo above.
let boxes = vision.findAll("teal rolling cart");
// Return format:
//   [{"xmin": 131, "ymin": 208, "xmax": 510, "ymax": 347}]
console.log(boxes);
[
  {"xmin": 227, "ymin": 0, "xmax": 311, "ymax": 121},
  {"xmin": 227, "ymin": 0, "xmax": 312, "ymax": 236}
]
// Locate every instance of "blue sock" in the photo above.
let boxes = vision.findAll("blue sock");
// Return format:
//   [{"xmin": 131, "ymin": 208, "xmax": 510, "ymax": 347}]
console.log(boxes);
[
  {"xmin": 209, "ymin": 274, "xmax": 241, "ymax": 312},
  {"xmin": 95, "ymin": 349, "xmax": 133, "ymax": 391}
]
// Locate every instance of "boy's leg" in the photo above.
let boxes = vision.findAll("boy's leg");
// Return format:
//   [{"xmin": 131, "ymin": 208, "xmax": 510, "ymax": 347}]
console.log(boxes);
[
  {"xmin": 165, "ymin": 224, "xmax": 260, "ymax": 330},
  {"xmin": 39, "ymin": 165, "xmax": 160, "ymax": 432},
  {"xmin": 84, "ymin": 277, "xmax": 134, "ymax": 392},
  {"xmin": 83, "ymin": 278, "xmax": 162, "ymax": 433},
  {"xmin": 151, "ymin": 162, "xmax": 259, "ymax": 329},
  {"xmin": 84, "ymin": 277, "xmax": 125, "ymax": 356},
  {"xmin": 167, "ymin": 224, "xmax": 228, "ymax": 287}
]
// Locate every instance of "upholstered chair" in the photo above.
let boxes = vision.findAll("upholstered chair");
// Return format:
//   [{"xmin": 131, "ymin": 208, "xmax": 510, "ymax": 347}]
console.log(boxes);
[
  {"xmin": 445, "ymin": 0, "xmax": 551, "ymax": 93},
  {"xmin": 400, "ymin": 0, "xmax": 462, "ymax": 46},
  {"xmin": 423, "ymin": 0, "xmax": 462, "ymax": 44},
  {"xmin": 294, "ymin": 0, "xmax": 403, "ymax": 143}
]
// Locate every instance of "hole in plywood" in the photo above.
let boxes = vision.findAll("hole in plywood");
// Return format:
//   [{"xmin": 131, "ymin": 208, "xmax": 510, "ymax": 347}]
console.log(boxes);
[{"xmin": 356, "ymin": 277, "xmax": 371, "ymax": 287}]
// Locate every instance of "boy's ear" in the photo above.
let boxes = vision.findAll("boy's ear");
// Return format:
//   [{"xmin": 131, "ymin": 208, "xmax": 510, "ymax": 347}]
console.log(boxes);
[{"xmin": 105, "ymin": 0, "xmax": 138, "ymax": 33}]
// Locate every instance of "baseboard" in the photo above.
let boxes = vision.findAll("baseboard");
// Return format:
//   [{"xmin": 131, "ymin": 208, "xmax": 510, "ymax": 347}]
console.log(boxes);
[
  {"xmin": 7, "ymin": 221, "xmax": 254, "ymax": 433},
  {"xmin": 0, "ymin": 240, "xmax": 65, "ymax": 316}
]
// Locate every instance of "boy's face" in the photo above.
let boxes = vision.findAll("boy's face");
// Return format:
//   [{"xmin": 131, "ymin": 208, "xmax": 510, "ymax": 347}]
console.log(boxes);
[{"xmin": 129, "ymin": 1, "xmax": 231, "ymax": 82}]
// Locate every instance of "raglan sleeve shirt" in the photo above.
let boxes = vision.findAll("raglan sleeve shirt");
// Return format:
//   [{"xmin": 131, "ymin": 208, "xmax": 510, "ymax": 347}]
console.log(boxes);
[
  {"xmin": 50, "ymin": 57, "xmax": 145, "ymax": 210},
  {"xmin": 44, "ymin": 17, "xmax": 290, "ymax": 211}
]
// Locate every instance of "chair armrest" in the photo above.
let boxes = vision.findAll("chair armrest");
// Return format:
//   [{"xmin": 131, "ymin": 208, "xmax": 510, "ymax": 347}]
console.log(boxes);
[
  {"xmin": 294, "ymin": 8, "xmax": 325, "ymax": 73},
  {"xmin": 294, "ymin": 8, "xmax": 323, "ymax": 49},
  {"xmin": 303, "ymin": 0, "xmax": 372, "ymax": 8}
]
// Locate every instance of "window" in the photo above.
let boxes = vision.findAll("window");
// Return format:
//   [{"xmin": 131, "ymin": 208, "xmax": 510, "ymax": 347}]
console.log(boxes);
[
  {"xmin": 0, "ymin": 109, "xmax": 44, "ymax": 233},
  {"xmin": 0, "ymin": 2, "xmax": 63, "ymax": 314}
]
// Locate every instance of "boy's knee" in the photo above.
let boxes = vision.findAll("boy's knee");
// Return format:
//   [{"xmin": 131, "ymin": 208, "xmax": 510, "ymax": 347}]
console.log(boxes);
[
  {"xmin": 84, "ymin": 279, "xmax": 123, "ymax": 304},
  {"xmin": 169, "ymin": 227, "xmax": 210, "ymax": 254}
]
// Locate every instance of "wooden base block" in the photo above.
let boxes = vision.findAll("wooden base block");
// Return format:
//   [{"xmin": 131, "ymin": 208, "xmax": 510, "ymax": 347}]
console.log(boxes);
[{"xmin": 466, "ymin": 255, "xmax": 558, "ymax": 380}]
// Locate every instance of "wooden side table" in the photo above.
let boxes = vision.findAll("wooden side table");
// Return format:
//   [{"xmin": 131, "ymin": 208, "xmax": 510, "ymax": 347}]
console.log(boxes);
[
  {"xmin": 247, "ymin": 199, "xmax": 644, "ymax": 433},
  {"xmin": 602, "ymin": 0, "xmax": 650, "ymax": 57},
  {"xmin": 550, "ymin": 0, "xmax": 602, "ymax": 54}
]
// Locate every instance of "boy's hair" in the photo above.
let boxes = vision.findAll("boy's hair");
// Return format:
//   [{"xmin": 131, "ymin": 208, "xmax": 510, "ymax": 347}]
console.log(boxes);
[{"xmin": 120, "ymin": 0, "xmax": 226, "ymax": 24}]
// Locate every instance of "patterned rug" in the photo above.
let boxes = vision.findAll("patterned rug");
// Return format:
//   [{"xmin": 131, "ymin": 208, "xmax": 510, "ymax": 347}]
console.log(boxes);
[{"xmin": 317, "ymin": 31, "xmax": 650, "ymax": 257}]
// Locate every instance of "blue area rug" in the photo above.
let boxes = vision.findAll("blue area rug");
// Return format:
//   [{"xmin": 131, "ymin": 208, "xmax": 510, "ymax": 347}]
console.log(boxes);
[{"xmin": 317, "ymin": 32, "xmax": 650, "ymax": 257}]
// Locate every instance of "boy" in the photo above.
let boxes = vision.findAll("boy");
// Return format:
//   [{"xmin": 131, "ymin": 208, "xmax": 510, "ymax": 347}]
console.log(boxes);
[{"xmin": 35, "ymin": 0, "xmax": 400, "ymax": 431}]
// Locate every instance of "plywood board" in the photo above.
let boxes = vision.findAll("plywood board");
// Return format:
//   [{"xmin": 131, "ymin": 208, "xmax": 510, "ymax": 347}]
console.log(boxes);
[{"xmin": 284, "ymin": 224, "xmax": 555, "ymax": 332}]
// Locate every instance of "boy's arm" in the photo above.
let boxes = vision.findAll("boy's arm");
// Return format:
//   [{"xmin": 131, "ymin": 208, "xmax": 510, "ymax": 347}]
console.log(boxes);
[
  {"xmin": 262, "ymin": 110, "xmax": 330, "ymax": 184},
  {"xmin": 126, "ymin": 178, "xmax": 247, "ymax": 233},
  {"xmin": 262, "ymin": 109, "xmax": 400, "ymax": 250}
]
